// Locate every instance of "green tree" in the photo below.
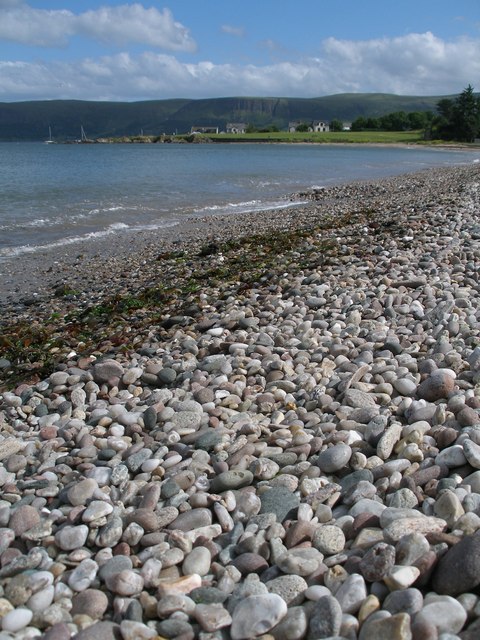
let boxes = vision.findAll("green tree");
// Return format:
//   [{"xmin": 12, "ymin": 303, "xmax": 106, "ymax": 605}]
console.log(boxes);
[
  {"xmin": 329, "ymin": 119, "xmax": 343, "ymax": 132},
  {"xmin": 379, "ymin": 111, "xmax": 409, "ymax": 131},
  {"xmin": 433, "ymin": 86, "xmax": 480, "ymax": 141},
  {"xmin": 351, "ymin": 117, "xmax": 368, "ymax": 131},
  {"xmin": 295, "ymin": 122, "xmax": 311, "ymax": 132},
  {"xmin": 453, "ymin": 84, "xmax": 480, "ymax": 142},
  {"xmin": 407, "ymin": 111, "xmax": 433, "ymax": 130}
]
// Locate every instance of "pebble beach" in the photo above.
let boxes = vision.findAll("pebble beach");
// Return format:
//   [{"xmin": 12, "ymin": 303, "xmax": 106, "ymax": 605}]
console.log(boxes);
[{"xmin": 1, "ymin": 162, "xmax": 480, "ymax": 639}]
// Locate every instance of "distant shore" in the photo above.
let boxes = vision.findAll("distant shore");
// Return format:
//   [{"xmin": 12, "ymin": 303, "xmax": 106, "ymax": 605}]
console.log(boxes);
[{"xmin": 44, "ymin": 132, "xmax": 480, "ymax": 149}]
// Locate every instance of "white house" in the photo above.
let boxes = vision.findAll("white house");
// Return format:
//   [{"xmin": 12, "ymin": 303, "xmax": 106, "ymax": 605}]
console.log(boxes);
[
  {"xmin": 312, "ymin": 120, "xmax": 330, "ymax": 132},
  {"xmin": 289, "ymin": 120, "xmax": 330, "ymax": 132},
  {"xmin": 226, "ymin": 123, "xmax": 247, "ymax": 134}
]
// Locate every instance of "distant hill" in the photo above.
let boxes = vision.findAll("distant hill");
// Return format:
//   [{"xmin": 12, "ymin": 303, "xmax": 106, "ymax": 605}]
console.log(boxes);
[{"xmin": 0, "ymin": 93, "xmax": 449, "ymax": 141}]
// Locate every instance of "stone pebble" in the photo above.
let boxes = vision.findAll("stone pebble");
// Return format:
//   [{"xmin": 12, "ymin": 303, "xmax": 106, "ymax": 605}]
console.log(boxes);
[{"xmin": 0, "ymin": 165, "xmax": 479, "ymax": 638}]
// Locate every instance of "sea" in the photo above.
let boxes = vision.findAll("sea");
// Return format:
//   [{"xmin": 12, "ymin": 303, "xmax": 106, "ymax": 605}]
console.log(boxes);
[{"xmin": 0, "ymin": 141, "xmax": 478, "ymax": 261}]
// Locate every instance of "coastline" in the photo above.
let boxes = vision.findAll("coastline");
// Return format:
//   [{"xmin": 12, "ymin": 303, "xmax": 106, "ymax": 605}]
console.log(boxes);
[
  {"xmin": 0, "ymin": 161, "xmax": 478, "ymax": 310},
  {"xmin": 1, "ymin": 162, "xmax": 480, "ymax": 387},
  {"xmin": 0, "ymin": 162, "xmax": 480, "ymax": 637}
]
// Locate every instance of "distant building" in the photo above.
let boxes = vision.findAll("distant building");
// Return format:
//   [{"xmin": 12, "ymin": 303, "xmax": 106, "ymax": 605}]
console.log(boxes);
[
  {"xmin": 289, "ymin": 120, "xmax": 330, "ymax": 132},
  {"xmin": 342, "ymin": 122, "xmax": 352, "ymax": 131},
  {"xmin": 190, "ymin": 126, "xmax": 219, "ymax": 134},
  {"xmin": 226, "ymin": 122, "xmax": 247, "ymax": 134},
  {"xmin": 312, "ymin": 120, "xmax": 330, "ymax": 132}
]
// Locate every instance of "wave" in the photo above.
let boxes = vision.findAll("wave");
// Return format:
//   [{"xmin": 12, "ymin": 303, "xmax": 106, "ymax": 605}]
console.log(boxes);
[
  {"xmin": 190, "ymin": 198, "xmax": 306, "ymax": 218},
  {"xmin": 0, "ymin": 220, "xmax": 179, "ymax": 260}
]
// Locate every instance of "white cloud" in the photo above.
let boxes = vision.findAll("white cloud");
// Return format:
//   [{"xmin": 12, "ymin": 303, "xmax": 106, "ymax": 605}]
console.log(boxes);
[
  {"xmin": 221, "ymin": 24, "xmax": 245, "ymax": 38},
  {"xmin": 321, "ymin": 32, "xmax": 480, "ymax": 95},
  {"xmin": 0, "ymin": 2, "xmax": 196, "ymax": 51},
  {"xmin": 0, "ymin": 32, "xmax": 479, "ymax": 101},
  {"xmin": 76, "ymin": 5, "xmax": 196, "ymax": 51},
  {"xmin": 0, "ymin": 4, "xmax": 74, "ymax": 47}
]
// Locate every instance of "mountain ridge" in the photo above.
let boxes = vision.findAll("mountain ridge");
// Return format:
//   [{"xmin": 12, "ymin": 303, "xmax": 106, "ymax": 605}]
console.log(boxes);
[{"xmin": 0, "ymin": 93, "xmax": 450, "ymax": 141}]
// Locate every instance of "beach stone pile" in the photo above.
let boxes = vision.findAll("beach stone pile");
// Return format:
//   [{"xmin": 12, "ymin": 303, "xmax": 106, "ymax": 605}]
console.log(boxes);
[{"xmin": 0, "ymin": 164, "xmax": 480, "ymax": 639}]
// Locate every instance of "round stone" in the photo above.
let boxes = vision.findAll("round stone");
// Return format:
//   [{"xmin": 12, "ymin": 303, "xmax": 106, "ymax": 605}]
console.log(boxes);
[
  {"xmin": 71, "ymin": 589, "xmax": 109, "ymax": 619},
  {"xmin": 67, "ymin": 478, "xmax": 98, "ymax": 506},
  {"xmin": 317, "ymin": 442, "xmax": 352, "ymax": 473},
  {"xmin": 55, "ymin": 524, "xmax": 89, "ymax": 550},
  {"xmin": 312, "ymin": 525, "xmax": 346, "ymax": 555},
  {"xmin": 277, "ymin": 548, "xmax": 322, "ymax": 577},
  {"xmin": 417, "ymin": 370, "xmax": 455, "ymax": 402},
  {"xmin": 266, "ymin": 574, "xmax": 308, "ymax": 605},
  {"xmin": 209, "ymin": 470, "xmax": 254, "ymax": 493},
  {"xmin": 168, "ymin": 508, "xmax": 212, "ymax": 531},
  {"xmin": 8, "ymin": 505, "xmax": 40, "ymax": 536},
  {"xmin": 383, "ymin": 588, "xmax": 424, "ymax": 616},
  {"xmin": 392, "ymin": 377, "xmax": 417, "ymax": 396},
  {"xmin": 92, "ymin": 359, "xmax": 124, "ymax": 383},
  {"xmin": 415, "ymin": 595, "xmax": 467, "ymax": 635},
  {"xmin": 230, "ymin": 594, "xmax": 287, "ymax": 640},
  {"xmin": 359, "ymin": 543, "xmax": 396, "ymax": 582},
  {"xmin": 1, "ymin": 607, "xmax": 33, "ymax": 632},
  {"xmin": 182, "ymin": 546, "xmax": 211, "ymax": 576},
  {"xmin": 104, "ymin": 569, "xmax": 144, "ymax": 596},
  {"xmin": 68, "ymin": 558, "xmax": 99, "ymax": 592},
  {"xmin": 98, "ymin": 555, "xmax": 133, "ymax": 583}
]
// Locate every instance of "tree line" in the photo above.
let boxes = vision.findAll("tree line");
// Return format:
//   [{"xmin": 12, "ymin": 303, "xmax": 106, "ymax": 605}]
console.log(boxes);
[{"xmin": 351, "ymin": 85, "xmax": 480, "ymax": 142}]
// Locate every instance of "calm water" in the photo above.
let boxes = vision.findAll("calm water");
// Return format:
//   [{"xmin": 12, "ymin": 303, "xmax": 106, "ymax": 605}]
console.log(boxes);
[{"xmin": 0, "ymin": 142, "xmax": 478, "ymax": 259}]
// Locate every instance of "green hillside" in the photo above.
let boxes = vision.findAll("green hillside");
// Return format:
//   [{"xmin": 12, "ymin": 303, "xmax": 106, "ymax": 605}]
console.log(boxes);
[{"xmin": 0, "ymin": 93, "xmax": 448, "ymax": 141}]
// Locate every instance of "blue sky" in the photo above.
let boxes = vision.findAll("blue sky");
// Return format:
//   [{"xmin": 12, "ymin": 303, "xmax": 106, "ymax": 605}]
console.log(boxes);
[{"xmin": 0, "ymin": 0, "xmax": 479, "ymax": 101}]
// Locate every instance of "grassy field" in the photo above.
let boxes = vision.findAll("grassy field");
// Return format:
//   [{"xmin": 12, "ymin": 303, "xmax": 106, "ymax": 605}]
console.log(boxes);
[{"xmin": 203, "ymin": 130, "xmax": 427, "ymax": 144}]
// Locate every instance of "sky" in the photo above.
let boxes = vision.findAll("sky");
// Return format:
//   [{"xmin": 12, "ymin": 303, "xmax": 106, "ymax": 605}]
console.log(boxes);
[{"xmin": 0, "ymin": 0, "xmax": 479, "ymax": 102}]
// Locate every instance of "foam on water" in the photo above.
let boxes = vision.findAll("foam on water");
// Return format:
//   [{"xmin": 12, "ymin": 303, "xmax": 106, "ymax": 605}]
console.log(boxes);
[{"xmin": 0, "ymin": 220, "xmax": 179, "ymax": 260}]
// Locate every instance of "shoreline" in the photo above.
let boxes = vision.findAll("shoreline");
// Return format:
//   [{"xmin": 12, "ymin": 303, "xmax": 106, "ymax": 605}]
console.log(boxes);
[
  {"xmin": 0, "ymin": 161, "xmax": 478, "ymax": 310},
  {"xmin": 0, "ymin": 162, "xmax": 480, "ymax": 637},
  {"xmin": 0, "ymin": 161, "xmax": 478, "ymax": 389}
]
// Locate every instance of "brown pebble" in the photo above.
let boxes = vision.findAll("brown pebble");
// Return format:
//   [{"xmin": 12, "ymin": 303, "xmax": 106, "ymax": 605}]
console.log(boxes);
[
  {"xmin": 430, "ymin": 427, "xmax": 458, "ymax": 450},
  {"xmin": 71, "ymin": 588, "xmax": 109, "ymax": 619},
  {"xmin": 8, "ymin": 504, "xmax": 40, "ymax": 536},
  {"xmin": 126, "ymin": 508, "xmax": 159, "ymax": 532},
  {"xmin": 231, "ymin": 552, "xmax": 269, "ymax": 575},
  {"xmin": 284, "ymin": 521, "xmax": 317, "ymax": 548},
  {"xmin": 40, "ymin": 426, "xmax": 58, "ymax": 440},
  {"xmin": 113, "ymin": 542, "xmax": 131, "ymax": 556},
  {"xmin": 1, "ymin": 548, "xmax": 22, "ymax": 567},
  {"xmin": 466, "ymin": 397, "xmax": 480, "ymax": 410},
  {"xmin": 457, "ymin": 407, "xmax": 480, "ymax": 426}
]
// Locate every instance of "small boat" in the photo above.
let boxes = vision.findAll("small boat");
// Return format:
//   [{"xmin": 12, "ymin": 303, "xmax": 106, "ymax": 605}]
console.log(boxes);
[
  {"xmin": 45, "ymin": 126, "xmax": 56, "ymax": 144},
  {"xmin": 76, "ymin": 125, "xmax": 94, "ymax": 143}
]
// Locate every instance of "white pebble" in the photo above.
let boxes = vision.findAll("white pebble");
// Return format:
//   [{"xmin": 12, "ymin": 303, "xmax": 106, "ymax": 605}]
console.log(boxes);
[{"xmin": 1, "ymin": 608, "xmax": 33, "ymax": 632}]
